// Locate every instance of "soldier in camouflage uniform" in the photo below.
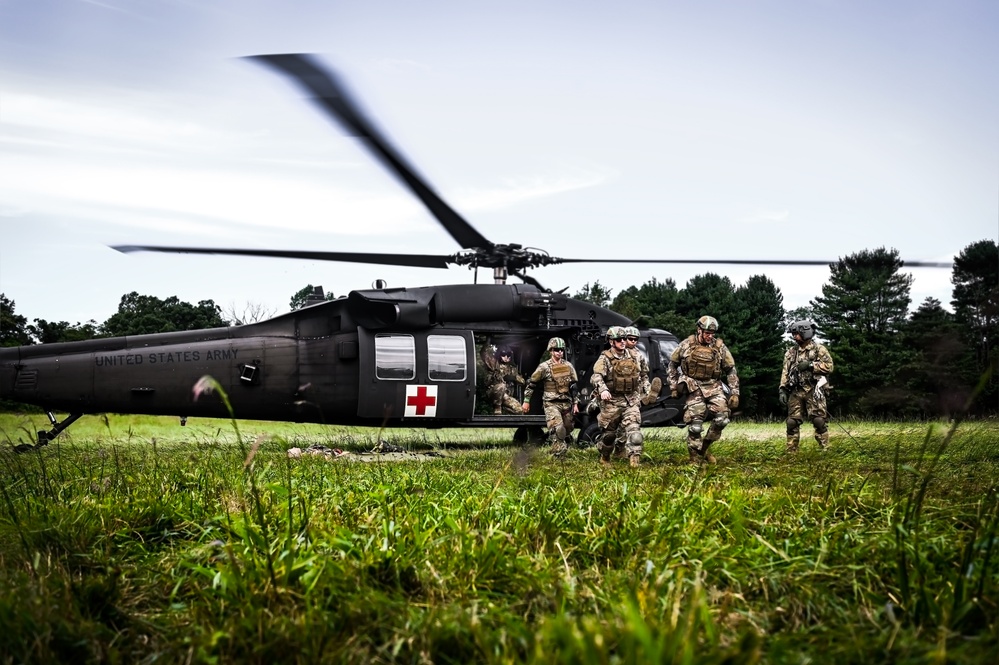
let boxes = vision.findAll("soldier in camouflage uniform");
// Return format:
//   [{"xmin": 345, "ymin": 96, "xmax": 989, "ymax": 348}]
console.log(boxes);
[
  {"xmin": 522, "ymin": 337, "xmax": 579, "ymax": 457},
  {"xmin": 668, "ymin": 315, "xmax": 739, "ymax": 464},
  {"xmin": 779, "ymin": 320, "xmax": 834, "ymax": 451},
  {"xmin": 591, "ymin": 326, "xmax": 648, "ymax": 467},
  {"xmin": 482, "ymin": 345, "xmax": 525, "ymax": 415},
  {"xmin": 624, "ymin": 326, "xmax": 663, "ymax": 406}
]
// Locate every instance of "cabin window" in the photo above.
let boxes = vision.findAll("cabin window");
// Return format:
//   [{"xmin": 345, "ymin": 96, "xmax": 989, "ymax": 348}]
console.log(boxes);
[
  {"xmin": 657, "ymin": 338, "xmax": 679, "ymax": 364},
  {"xmin": 428, "ymin": 335, "xmax": 466, "ymax": 381},
  {"xmin": 374, "ymin": 334, "xmax": 416, "ymax": 380}
]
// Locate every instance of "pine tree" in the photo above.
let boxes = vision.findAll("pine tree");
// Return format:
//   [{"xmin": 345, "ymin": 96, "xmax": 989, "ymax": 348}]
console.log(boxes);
[
  {"xmin": 811, "ymin": 247, "xmax": 913, "ymax": 414},
  {"xmin": 950, "ymin": 239, "xmax": 999, "ymax": 413}
]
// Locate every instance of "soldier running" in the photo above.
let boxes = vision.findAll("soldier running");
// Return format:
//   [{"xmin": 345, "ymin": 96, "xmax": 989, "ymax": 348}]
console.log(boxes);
[
  {"xmin": 591, "ymin": 326, "xmax": 648, "ymax": 467},
  {"xmin": 668, "ymin": 315, "xmax": 739, "ymax": 464},
  {"xmin": 522, "ymin": 337, "xmax": 579, "ymax": 457}
]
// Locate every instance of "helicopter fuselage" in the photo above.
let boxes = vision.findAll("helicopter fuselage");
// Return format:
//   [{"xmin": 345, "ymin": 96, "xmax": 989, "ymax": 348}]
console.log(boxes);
[{"xmin": 0, "ymin": 284, "xmax": 681, "ymax": 444}]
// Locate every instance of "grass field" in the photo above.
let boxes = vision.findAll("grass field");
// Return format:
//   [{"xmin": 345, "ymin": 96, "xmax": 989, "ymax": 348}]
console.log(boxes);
[{"xmin": 1, "ymin": 411, "xmax": 997, "ymax": 664}]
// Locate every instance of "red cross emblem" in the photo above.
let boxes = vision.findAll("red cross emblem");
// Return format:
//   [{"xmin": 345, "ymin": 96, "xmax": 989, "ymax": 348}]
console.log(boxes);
[{"xmin": 405, "ymin": 385, "xmax": 438, "ymax": 417}]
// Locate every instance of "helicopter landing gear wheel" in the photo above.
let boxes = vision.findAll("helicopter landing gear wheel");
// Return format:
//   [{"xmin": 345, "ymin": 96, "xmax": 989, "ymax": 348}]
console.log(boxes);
[
  {"xmin": 576, "ymin": 422, "xmax": 601, "ymax": 448},
  {"xmin": 513, "ymin": 426, "xmax": 546, "ymax": 445}
]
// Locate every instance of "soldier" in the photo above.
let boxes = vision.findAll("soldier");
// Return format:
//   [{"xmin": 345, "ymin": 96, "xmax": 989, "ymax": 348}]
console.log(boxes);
[
  {"xmin": 522, "ymin": 337, "xmax": 579, "ymax": 457},
  {"xmin": 591, "ymin": 326, "xmax": 648, "ymax": 467},
  {"xmin": 779, "ymin": 320, "xmax": 834, "ymax": 451},
  {"xmin": 623, "ymin": 326, "xmax": 662, "ymax": 406},
  {"xmin": 482, "ymin": 344, "xmax": 525, "ymax": 415},
  {"xmin": 667, "ymin": 315, "xmax": 739, "ymax": 464}
]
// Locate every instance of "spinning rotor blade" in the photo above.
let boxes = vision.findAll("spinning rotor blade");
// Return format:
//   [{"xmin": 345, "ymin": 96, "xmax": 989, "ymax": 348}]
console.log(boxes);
[
  {"xmin": 248, "ymin": 53, "xmax": 493, "ymax": 252},
  {"xmin": 551, "ymin": 257, "xmax": 953, "ymax": 268},
  {"xmin": 112, "ymin": 245, "xmax": 452, "ymax": 269}
]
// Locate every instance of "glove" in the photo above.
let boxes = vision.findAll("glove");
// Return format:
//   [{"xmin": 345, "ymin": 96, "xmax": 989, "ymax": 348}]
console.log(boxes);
[
  {"xmin": 778, "ymin": 389, "xmax": 788, "ymax": 407},
  {"xmin": 728, "ymin": 394, "xmax": 739, "ymax": 409},
  {"xmin": 796, "ymin": 360, "xmax": 811, "ymax": 373}
]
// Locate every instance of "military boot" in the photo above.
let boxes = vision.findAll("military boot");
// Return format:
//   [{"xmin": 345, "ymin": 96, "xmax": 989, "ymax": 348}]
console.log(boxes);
[
  {"xmin": 641, "ymin": 377, "xmax": 663, "ymax": 406},
  {"xmin": 815, "ymin": 431, "xmax": 830, "ymax": 449},
  {"xmin": 702, "ymin": 436, "xmax": 719, "ymax": 464},
  {"xmin": 786, "ymin": 434, "xmax": 800, "ymax": 452},
  {"xmin": 629, "ymin": 454, "xmax": 641, "ymax": 468},
  {"xmin": 688, "ymin": 447, "xmax": 703, "ymax": 464}
]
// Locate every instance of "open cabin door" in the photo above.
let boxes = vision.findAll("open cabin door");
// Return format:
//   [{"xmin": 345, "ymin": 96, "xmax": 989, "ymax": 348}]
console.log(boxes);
[{"xmin": 357, "ymin": 329, "xmax": 476, "ymax": 420}]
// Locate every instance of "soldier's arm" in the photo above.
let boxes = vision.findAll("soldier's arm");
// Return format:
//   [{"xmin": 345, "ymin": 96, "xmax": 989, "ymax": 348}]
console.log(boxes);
[
  {"xmin": 720, "ymin": 345, "xmax": 740, "ymax": 394},
  {"xmin": 813, "ymin": 345, "xmax": 834, "ymax": 375},
  {"xmin": 523, "ymin": 365, "xmax": 545, "ymax": 404},
  {"xmin": 590, "ymin": 357, "xmax": 609, "ymax": 394},
  {"xmin": 779, "ymin": 348, "xmax": 793, "ymax": 389}
]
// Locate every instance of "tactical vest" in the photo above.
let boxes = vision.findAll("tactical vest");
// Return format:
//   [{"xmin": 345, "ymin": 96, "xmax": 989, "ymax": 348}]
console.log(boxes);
[
  {"xmin": 603, "ymin": 351, "xmax": 640, "ymax": 394},
  {"xmin": 544, "ymin": 362, "xmax": 573, "ymax": 395},
  {"xmin": 683, "ymin": 340, "xmax": 722, "ymax": 380}
]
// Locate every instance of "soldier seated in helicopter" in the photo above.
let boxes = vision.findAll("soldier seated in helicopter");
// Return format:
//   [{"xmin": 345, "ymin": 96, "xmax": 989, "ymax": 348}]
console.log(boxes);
[{"xmin": 481, "ymin": 343, "xmax": 526, "ymax": 415}]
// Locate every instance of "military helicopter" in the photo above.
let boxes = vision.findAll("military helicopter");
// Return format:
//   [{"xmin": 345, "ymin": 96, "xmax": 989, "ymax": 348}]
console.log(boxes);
[{"xmin": 0, "ymin": 54, "xmax": 952, "ymax": 448}]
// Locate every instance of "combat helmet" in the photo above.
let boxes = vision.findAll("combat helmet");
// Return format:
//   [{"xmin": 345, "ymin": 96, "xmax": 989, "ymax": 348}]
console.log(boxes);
[
  {"xmin": 606, "ymin": 326, "xmax": 626, "ymax": 341},
  {"xmin": 696, "ymin": 315, "xmax": 719, "ymax": 333},
  {"xmin": 788, "ymin": 320, "xmax": 817, "ymax": 340},
  {"xmin": 623, "ymin": 326, "xmax": 640, "ymax": 339},
  {"xmin": 495, "ymin": 345, "xmax": 514, "ymax": 360},
  {"xmin": 547, "ymin": 337, "xmax": 567, "ymax": 351}
]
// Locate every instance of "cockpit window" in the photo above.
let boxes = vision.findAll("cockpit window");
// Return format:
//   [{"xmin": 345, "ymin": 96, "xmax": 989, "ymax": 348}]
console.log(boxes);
[
  {"xmin": 428, "ymin": 335, "xmax": 466, "ymax": 381},
  {"xmin": 374, "ymin": 334, "xmax": 415, "ymax": 380}
]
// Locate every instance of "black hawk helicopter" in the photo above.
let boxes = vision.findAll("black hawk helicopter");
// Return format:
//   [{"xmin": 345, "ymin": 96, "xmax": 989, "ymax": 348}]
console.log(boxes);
[{"xmin": 0, "ymin": 54, "xmax": 952, "ymax": 447}]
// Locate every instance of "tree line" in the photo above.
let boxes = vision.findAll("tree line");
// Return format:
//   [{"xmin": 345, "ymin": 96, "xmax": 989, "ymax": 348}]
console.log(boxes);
[
  {"xmin": 2, "ymin": 243, "xmax": 996, "ymax": 418},
  {"xmin": 573, "ymin": 241, "xmax": 997, "ymax": 419}
]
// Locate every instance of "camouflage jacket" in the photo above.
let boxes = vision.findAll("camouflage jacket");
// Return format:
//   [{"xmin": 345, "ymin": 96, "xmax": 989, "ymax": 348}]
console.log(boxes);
[
  {"xmin": 486, "ymin": 361, "xmax": 525, "ymax": 393},
  {"xmin": 668, "ymin": 335, "xmax": 739, "ymax": 395},
  {"xmin": 780, "ymin": 340, "xmax": 833, "ymax": 391},
  {"xmin": 591, "ymin": 348, "xmax": 647, "ymax": 398},
  {"xmin": 524, "ymin": 358, "xmax": 578, "ymax": 403}
]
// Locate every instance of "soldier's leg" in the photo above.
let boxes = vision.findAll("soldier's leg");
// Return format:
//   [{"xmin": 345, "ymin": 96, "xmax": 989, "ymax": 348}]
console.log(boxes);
[
  {"xmin": 700, "ymin": 394, "xmax": 730, "ymax": 463},
  {"xmin": 596, "ymin": 402, "xmax": 622, "ymax": 465},
  {"xmin": 812, "ymin": 417, "xmax": 829, "ymax": 449},
  {"xmin": 621, "ymin": 403, "xmax": 643, "ymax": 467},
  {"xmin": 684, "ymin": 397, "xmax": 708, "ymax": 463},
  {"xmin": 502, "ymin": 393, "xmax": 522, "ymax": 415},
  {"xmin": 542, "ymin": 403, "xmax": 566, "ymax": 456},
  {"xmin": 807, "ymin": 393, "xmax": 830, "ymax": 449},
  {"xmin": 785, "ymin": 392, "xmax": 805, "ymax": 451}
]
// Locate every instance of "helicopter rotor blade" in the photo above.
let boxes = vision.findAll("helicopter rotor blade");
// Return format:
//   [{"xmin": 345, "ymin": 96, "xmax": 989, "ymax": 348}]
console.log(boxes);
[
  {"xmin": 247, "ymin": 53, "xmax": 493, "ymax": 252},
  {"xmin": 112, "ymin": 245, "xmax": 453, "ymax": 269},
  {"xmin": 509, "ymin": 269, "xmax": 545, "ymax": 291},
  {"xmin": 551, "ymin": 257, "xmax": 953, "ymax": 268}
]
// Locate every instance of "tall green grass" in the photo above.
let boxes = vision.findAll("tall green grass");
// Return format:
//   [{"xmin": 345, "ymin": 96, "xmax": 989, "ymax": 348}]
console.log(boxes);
[{"xmin": 1, "ymin": 408, "xmax": 997, "ymax": 663}]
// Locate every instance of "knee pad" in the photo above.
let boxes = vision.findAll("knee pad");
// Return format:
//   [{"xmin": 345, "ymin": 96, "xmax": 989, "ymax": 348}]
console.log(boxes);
[
  {"xmin": 712, "ymin": 414, "xmax": 730, "ymax": 429},
  {"xmin": 811, "ymin": 417, "xmax": 827, "ymax": 434},
  {"xmin": 786, "ymin": 418, "xmax": 802, "ymax": 434},
  {"xmin": 688, "ymin": 420, "xmax": 703, "ymax": 437},
  {"xmin": 627, "ymin": 431, "xmax": 643, "ymax": 447}
]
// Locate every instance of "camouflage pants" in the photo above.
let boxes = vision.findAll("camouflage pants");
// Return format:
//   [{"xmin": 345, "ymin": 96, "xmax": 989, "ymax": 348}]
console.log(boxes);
[
  {"xmin": 786, "ymin": 387, "xmax": 829, "ymax": 448},
  {"xmin": 597, "ymin": 394, "xmax": 642, "ymax": 457},
  {"xmin": 543, "ymin": 400, "xmax": 574, "ymax": 455},
  {"xmin": 489, "ymin": 384, "xmax": 521, "ymax": 415},
  {"xmin": 682, "ymin": 388, "xmax": 730, "ymax": 453}
]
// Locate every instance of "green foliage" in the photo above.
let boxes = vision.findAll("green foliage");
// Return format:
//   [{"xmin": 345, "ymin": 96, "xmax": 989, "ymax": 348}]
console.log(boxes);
[
  {"xmin": 727, "ymin": 276, "xmax": 785, "ymax": 417},
  {"xmin": 950, "ymin": 239, "xmax": 999, "ymax": 412},
  {"xmin": 1, "ymin": 415, "xmax": 996, "ymax": 663},
  {"xmin": 28, "ymin": 318, "xmax": 102, "ymax": 343},
  {"xmin": 896, "ymin": 298, "xmax": 973, "ymax": 417},
  {"xmin": 0, "ymin": 293, "xmax": 32, "ymax": 347},
  {"xmin": 572, "ymin": 281, "xmax": 614, "ymax": 309},
  {"xmin": 811, "ymin": 247, "xmax": 914, "ymax": 414},
  {"xmin": 289, "ymin": 284, "xmax": 335, "ymax": 311},
  {"xmin": 101, "ymin": 292, "xmax": 229, "ymax": 337}
]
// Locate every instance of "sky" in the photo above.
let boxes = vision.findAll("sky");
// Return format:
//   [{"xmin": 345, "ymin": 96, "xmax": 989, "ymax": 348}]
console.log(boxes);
[{"xmin": 1, "ymin": 0, "xmax": 996, "ymax": 329}]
